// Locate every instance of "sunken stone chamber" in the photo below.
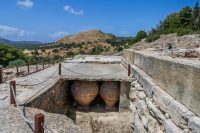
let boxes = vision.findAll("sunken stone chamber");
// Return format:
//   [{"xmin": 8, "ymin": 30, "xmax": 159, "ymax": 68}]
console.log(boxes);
[{"xmin": 27, "ymin": 79, "xmax": 130, "ymax": 113}]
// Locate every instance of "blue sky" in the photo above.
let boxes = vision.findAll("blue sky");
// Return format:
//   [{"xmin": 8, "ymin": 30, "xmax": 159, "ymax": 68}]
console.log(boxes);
[{"xmin": 0, "ymin": 0, "xmax": 196, "ymax": 42}]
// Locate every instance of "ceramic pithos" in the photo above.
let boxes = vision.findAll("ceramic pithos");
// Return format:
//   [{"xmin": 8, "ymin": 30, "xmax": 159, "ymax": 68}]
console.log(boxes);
[
  {"xmin": 71, "ymin": 81, "xmax": 99, "ymax": 107},
  {"xmin": 100, "ymin": 82, "xmax": 119, "ymax": 108}
]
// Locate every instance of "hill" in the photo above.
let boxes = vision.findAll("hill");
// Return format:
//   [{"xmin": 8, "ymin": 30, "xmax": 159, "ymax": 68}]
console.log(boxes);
[
  {"xmin": 36, "ymin": 30, "xmax": 132, "ymax": 58},
  {"xmin": 0, "ymin": 37, "xmax": 43, "ymax": 48},
  {"xmin": 57, "ymin": 30, "xmax": 115, "ymax": 44}
]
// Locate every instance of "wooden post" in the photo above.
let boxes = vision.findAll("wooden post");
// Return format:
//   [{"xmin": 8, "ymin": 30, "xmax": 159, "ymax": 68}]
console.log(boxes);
[
  {"xmin": 27, "ymin": 64, "xmax": 30, "ymax": 74},
  {"xmin": 59, "ymin": 63, "xmax": 61, "ymax": 75},
  {"xmin": 10, "ymin": 80, "xmax": 16, "ymax": 106},
  {"xmin": 35, "ymin": 113, "xmax": 44, "ymax": 133},
  {"xmin": 16, "ymin": 65, "xmax": 19, "ymax": 77},
  {"xmin": 0, "ymin": 67, "xmax": 3, "ymax": 83},
  {"xmin": 128, "ymin": 64, "xmax": 131, "ymax": 77}
]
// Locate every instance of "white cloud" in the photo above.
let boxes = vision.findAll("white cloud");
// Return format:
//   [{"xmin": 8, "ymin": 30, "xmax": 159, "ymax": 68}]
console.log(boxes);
[
  {"xmin": 0, "ymin": 25, "xmax": 35, "ymax": 37},
  {"xmin": 17, "ymin": 0, "xmax": 34, "ymax": 8},
  {"xmin": 64, "ymin": 5, "xmax": 83, "ymax": 15},
  {"xmin": 48, "ymin": 31, "xmax": 69, "ymax": 38}
]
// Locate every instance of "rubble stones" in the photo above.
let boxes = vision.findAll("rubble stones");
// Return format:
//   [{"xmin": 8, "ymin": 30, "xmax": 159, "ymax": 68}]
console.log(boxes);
[
  {"xmin": 138, "ymin": 91, "xmax": 146, "ymax": 100},
  {"xmin": 163, "ymin": 119, "xmax": 181, "ymax": 133},
  {"xmin": 129, "ymin": 63, "xmax": 200, "ymax": 132},
  {"xmin": 188, "ymin": 116, "xmax": 200, "ymax": 133},
  {"xmin": 129, "ymin": 91, "xmax": 137, "ymax": 102}
]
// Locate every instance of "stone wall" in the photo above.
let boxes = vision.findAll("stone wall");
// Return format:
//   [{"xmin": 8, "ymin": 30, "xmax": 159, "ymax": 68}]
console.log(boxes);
[
  {"xmin": 122, "ymin": 51, "xmax": 200, "ymax": 132},
  {"xmin": 119, "ymin": 81, "xmax": 131, "ymax": 112},
  {"xmin": 123, "ymin": 49, "xmax": 200, "ymax": 117},
  {"xmin": 27, "ymin": 79, "xmax": 69, "ymax": 114}
]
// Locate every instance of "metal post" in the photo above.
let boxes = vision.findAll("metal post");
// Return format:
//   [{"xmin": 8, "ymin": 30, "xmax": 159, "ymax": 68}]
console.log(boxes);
[
  {"xmin": 35, "ymin": 113, "xmax": 44, "ymax": 133},
  {"xmin": 10, "ymin": 80, "xmax": 16, "ymax": 106},
  {"xmin": 36, "ymin": 63, "xmax": 38, "ymax": 71},
  {"xmin": 0, "ymin": 67, "xmax": 3, "ymax": 83},
  {"xmin": 48, "ymin": 60, "xmax": 50, "ymax": 67},
  {"xmin": 59, "ymin": 63, "xmax": 61, "ymax": 75},
  {"xmin": 27, "ymin": 64, "xmax": 30, "ymax": 74},
  {"xmin": 128, "ymin": 64, "xmax": 131, "ymax": 77},
  {"xmin": 16, "ymin": 65, "xmax": 19, "ymax": 77},
  {"xmin": 43, "ymin": 60, "xmax": 45, "ymax": 69}
]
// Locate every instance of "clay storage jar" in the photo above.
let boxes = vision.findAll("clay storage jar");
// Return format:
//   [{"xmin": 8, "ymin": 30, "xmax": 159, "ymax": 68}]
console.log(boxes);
[
  {"xmin": 71, "ymin": 81, "xmax": 99, "ymax": 107},
  {"xmin": 100, "ymin": 82, "xmax": 120, "ymax": 108}
]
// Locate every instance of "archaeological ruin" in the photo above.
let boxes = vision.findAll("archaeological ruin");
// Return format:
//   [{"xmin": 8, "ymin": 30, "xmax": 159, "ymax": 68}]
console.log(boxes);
[{"xmin": 0, "ymin": 51, "xmax": 200, "ymax": 133}]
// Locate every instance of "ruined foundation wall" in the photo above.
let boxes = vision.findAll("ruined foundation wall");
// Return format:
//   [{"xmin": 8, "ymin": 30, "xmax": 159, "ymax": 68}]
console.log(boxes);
[
  {"xmin": 122, "ymin": 50, "xmax": 200, "ymax": 132},
  {"xmin": 123, "ymin": 49, "xmax": 200, "ymax": 117},
  {"xmin": 27, "ymin": 79, "xmax": 69, "ymax": 114}
]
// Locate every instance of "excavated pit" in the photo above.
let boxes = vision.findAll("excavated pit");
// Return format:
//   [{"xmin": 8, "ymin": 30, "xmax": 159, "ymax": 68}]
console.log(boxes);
[{"xmin": 27, "ymin": 79, "xmax": 133, "ymax": 132}]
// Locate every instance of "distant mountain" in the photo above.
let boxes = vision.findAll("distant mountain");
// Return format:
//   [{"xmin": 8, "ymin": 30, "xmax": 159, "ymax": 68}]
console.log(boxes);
[
  {"xmin": 57, "ymin": 29, "xmax": 115, "ymax": 44},
  {"xmin": 0, "ymin": 37, "xmax": 43, "ymax": 48}
]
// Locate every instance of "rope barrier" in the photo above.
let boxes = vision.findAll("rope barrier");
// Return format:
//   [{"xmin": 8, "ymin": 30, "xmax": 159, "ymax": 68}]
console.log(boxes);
[
  {"xmin": 61, "ymin": 64, "xmax": 123, "ymax": 77},
  {"xmin": 10, "ymin": 85, "xmax": 34, "ymax": 124},
  {"xmin": 42, "ymin": 123, "xmax": 53, "ymax": 133},
  {"xmin": 23, "ymin": 78, "xmax": 59, "ymax": 105},
  {"xmin": 22, "ymin": 106, "xmax": 35, "ymax": 132},
  {"xmin": 15, "ymin": 68, "xmax": 58, "ymax": 87}
]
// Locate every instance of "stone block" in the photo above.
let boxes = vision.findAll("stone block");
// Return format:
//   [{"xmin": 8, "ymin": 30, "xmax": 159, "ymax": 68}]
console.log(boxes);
[
  {"xmin": 129, "ymin": 91, "xmax": 137, "ymax": 102},
  {"xmin": 119, "ymin": 82, "xmax": 130, "ymax": 112},
  {"xmin": 153, "ymin": 86, "xmax": 195, "ymax": 129},
  {"xmin": 123, "ymin": 49, "xmax": 200, "ymax": 117},
  {"xmin": 138, "ymin": 91, "xmax": 146, "ymax": 100},
  {"xmin": 136, "ymin": 100, "xmax": 148, "ymax": 117},
  {"xmin": 134, "ymin": 112, "xmax": 147, "ymax": 133},
  {"xmin": 146, "ymin": 98, "xmax": 165, "ymax": 124},
  {"xmin": 163, "ymin": 119, "xmax": 181, "ymax": 133},
  {"xmin": 188, "ymin": 116, "xmax": 200, "ymax": 133}
]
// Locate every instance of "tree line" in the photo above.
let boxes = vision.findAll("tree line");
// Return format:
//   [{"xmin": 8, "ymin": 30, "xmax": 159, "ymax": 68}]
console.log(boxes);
[{"xmin": 146, "ymin": 0, "xmax": 200, "ymax": 42}]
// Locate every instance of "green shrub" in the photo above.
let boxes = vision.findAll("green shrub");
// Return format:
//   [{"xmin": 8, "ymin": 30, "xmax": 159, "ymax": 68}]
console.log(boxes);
[
  {"xmin": 0, "ymin": 44, "xmax": 25, "ymax": 67},
  {"xmin": 136, "ymin": 30, "xmax": 147, "ymax": 41},
  {"xmin": 177, "ymin": 28, "xmax": 193, "ymax": 36},
  {"xmin": 124, "ymin": 44, "xmax": 130, "ymax": 49},
  {"xmin": 8, "ymin": 59, "xmax": 26, "ymax": 67},
  {"xmin": 105, "ymin": 46, "xmax": 111, "ymax": 52},
  {"xmin": 145, "ymin": 34, "xmax": 160, "ymax": 42},
  {"xmin": 114, "ymin": 46, "xmax": 124, "ymax": 52},
  {"xmin": 91, "ymin": 46, "xmax": 104, "ymax": 55}
]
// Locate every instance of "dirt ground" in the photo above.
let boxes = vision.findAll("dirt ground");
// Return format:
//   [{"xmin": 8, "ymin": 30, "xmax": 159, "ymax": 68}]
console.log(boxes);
[{"xmin": 67, "ymin": 109, "xmax": 134, "ymax": 133}]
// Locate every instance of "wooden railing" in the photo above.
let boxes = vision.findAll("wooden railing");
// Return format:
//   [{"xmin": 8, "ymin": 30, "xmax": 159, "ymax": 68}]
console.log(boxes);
[{"xmin": 0, "ymin": 59, "xmax": 61, "ymax": 84}]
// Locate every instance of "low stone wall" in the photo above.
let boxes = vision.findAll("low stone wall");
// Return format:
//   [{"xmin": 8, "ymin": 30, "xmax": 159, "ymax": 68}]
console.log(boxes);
[
  {"xmin": 123, "ymin": 49, "xmax": 200, "ymax": 117},
  {"xmin": 27, "ymin": 79, "xmax": 69, "ymax": 114},
  {"xmin": 128, "ymin": 63, "xmax": 200, "ymax": 132}
]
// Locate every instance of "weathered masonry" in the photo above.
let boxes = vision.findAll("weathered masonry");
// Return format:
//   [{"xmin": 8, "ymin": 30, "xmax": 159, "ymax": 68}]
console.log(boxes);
[
  {"xmin": 0, "ymin": 55, "xmax": 133, "ymax": 133},
  {"xmin": 1, "ymin": 52, "xmax": 200, "ymax": 132},
  {"xmin": 27, "ymin": 56, "xmax": 131, "ymax": 113},
  {"xmin": 123, "ymin": 49, "xmax": 200, "ymax": 132}
]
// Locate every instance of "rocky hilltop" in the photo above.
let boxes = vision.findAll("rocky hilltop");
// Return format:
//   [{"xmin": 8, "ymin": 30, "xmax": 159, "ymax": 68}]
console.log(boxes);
[
  {"xmin": 57, "ymin": 30, "xmax": 115, "ymax": 44},
  {"xmin": 133, "ymin": 34, "xmax": 200, "ymax": 50},
  {"xmin": 36, "ymin": 30, "xmax": 118, "ymax": 57},
  {"xmin": 132, "ymin": 34, "xmax": 200, "ymax": 59}
]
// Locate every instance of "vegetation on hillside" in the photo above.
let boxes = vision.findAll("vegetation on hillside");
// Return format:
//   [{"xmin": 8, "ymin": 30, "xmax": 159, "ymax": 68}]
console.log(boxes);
[
  {"xmin": 0, "ymin": 44, "xmax": 25, "ymax": 67},
  {"xmin": 1, "ymin": 1, "xmax": 199, "ymax": 66},
  {"xmin": 0, "ymin": 43, "xmax": 64, "ymax": 67},
  {"xmin": 146, "ymin": 1, "xmax": 200, "ymax": 42}
]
